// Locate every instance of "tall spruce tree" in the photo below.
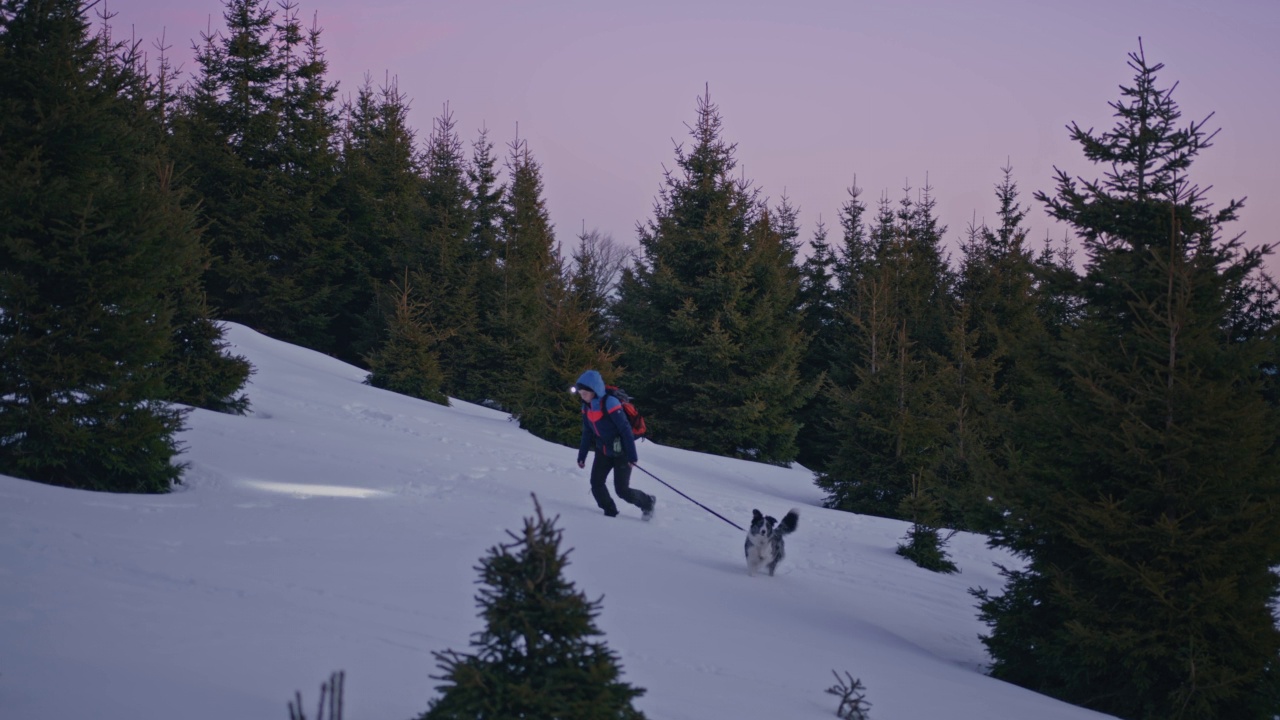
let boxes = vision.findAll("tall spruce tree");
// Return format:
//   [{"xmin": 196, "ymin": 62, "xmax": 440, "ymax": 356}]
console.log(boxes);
[
  {"xmin": 798, "ymin": 219, "xmax": 838, "ymax": 360},
  {"xmin": 173, "ymin": 0, "xmax": 345, "ymax": 354},
  {"xmin": 946, "ymin": 165, "xmax": 1045, "ymax": 532},
  {"xmin": 616, "ymin": 90, "xmax": 809, "ymax": 463},
  {"xmin": 833, "ymin": 180, "xmax": 873, "ymax": 300},
  {"xmin": 109, "ymin": 8, "xmax": 252, "ymax": 415},
  {"xmin": 173, "ymin": 0, "xmax": 282, "ymax": 334},
  {"xmin": 815, "ymin": 267, "xmax": 942, "ymax": 519},
  {"xmin": 797, "ymin": 178, "xmax": 874, "ymax": 473},
  {"xmin": 803, "ymin": 180, "xmax": 873, "ymax": 472},
  {"xmin": 331, "ymin": 78, "xmax": 380, "ymax": 363},
  {"xmin": 974, "ymin": 45, "xmax": 1280, "ymax": 720},
  {"xmin": 416, "ymin": 106, "xmax": 479, "ymax": 398},
  {"xmin": 816, "ymin": 184, "xmax": 956, "ymax": 518},
  {"xmin": 0, "ymin": 0, "xmax": 237, "ymax": 491},
  {"xmin": 462, "ymin": 126, "xmax": 506, "ymax": 400},
  {"xmin": 335, "ymin": 75, "xmax": 425, "ymax": 365},
  {"xmin": 892, "ymin": 180, "xmax": 954, "ymax": 354},
  {"xmin": 926, "ymin": 297, "xmax": 1002, "ymax": 534},
  {"xmin": 733, "ymin": 203, "xmax": 812, "ymax": 462},
  {"xmin": 466, "ymin": 127, "xmax": 504, "ymax": 271},
  {"xmin": 958, "ymin": 165, "xmax": 1040, "ymax": 369},
  {"xmin": 487, "ymin": 137, "xmax": 560, "ymax": 410},
  {"xmin": 795, "ymin": 218, "xmax": 840, "ymax": 470},
  {"xmin": 268, "ymin": 2, "xmax": 348, "ymax": 356},
  {"xmin": 421, "ymin": 496, "xmax": 646, "ymax": 720}
]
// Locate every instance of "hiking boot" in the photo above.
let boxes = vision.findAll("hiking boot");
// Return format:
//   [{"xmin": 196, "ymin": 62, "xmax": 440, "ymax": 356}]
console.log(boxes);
[
  {"xmin": 604, "ymin": 509, "xmax": 619, "ymax": 517},
  {"xmin": 642, "ymin": 494, "xmax": 656, "ymax": 521}
]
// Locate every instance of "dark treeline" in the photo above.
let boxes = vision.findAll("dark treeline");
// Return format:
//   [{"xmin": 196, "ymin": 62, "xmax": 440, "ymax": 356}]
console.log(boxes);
[
  {"xmin": 166, "ymin": 0, "xmax": 615, "ymax": 448},
  {"xmin": 2, "ymin": 0, "xmax": 1278, "ymax": 716}
]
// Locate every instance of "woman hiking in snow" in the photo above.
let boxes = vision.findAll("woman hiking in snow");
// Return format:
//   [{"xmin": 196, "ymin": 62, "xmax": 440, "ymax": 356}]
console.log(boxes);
[{"xmin": 574, "ymin": 370, "xmax": 656, "ymax": 520}]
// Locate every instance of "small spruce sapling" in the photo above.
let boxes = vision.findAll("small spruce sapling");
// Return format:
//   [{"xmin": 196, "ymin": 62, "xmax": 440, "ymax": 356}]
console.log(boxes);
[
  {"xmin": 420, "ymin": 494, "xmax": 646, "ymax": 719},
  {"xmin": 826, "ymin": 670, "xmax": 872, "ymax": 720},
  {"xmin": 895, "ymin": 472, "xmax": 959, "ymax": 574}
]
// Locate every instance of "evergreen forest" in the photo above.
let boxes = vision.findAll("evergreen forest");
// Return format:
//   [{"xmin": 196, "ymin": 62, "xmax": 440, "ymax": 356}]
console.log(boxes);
[{"xmin": 1, "ymin": 0, "xmax": 1277, "ymax": 717}]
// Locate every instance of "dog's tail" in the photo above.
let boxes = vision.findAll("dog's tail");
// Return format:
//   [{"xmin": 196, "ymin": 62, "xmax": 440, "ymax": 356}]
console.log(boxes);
[{"xmin": 778, "ymin": 509, "xmax": 799, "ymax": 536}]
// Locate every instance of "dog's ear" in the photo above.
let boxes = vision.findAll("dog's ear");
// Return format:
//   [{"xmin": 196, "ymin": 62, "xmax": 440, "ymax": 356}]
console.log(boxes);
[{"xmin": 752, "ymin": 509, "xmax": 763, "ymax": 523}]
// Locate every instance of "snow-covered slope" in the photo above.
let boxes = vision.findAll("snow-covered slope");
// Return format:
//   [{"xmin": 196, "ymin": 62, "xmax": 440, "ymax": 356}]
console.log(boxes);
[{"xmin": 0, "ymin": 324, "xmax": 1116, "ymax": 720}]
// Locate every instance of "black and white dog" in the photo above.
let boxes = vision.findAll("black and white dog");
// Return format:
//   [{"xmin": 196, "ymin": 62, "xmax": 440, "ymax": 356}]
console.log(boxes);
[{"xmin": 745, "ymin": 508, "xmax": 799, "ymax": 576}]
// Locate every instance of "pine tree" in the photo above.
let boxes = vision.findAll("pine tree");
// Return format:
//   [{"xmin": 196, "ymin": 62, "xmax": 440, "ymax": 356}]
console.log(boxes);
[
  {"xmin": 946, "ymin": 165, "xmax": 1045, "ymax": 532},
  {"xmin": 147, "ymin": 29, "xmax": 182, "ymax": 132},
  {"xmin": 110, "ymin": 9, "xmax": 252, "ymax": 415},
  {"xmin": 507, "ymin": 226, "xmax": 630, "ymax": 448},
  {"xmin": 172, "ymin": 0, "xmax": 283, "ymax": 335},
  {"xmin": 334, "ymin": 75, "xmax": 425, "ymax": 365},
  {"xmin": 0, "ymin": 0, "xmax": 225, "ymax": 491},
  {"xmin": 462, "ymin": 126, "xmax": 506, "ymax": 400},
  {"xmin": 365, "ymin": 270, "xmax": 449, "ymax": 405},
  {"xmin": 895, "ymin": 471, "xmax": 958, "ymax": 574},
  {"xmin": 330, "ymin": 79, "xmax": 379, "ymax": 364},
  {"xmin": 816, "ymin": 290, "xmax": 942, "ymax": 518},
  {"xmin": 833, "ymin": 179, "xmax": 873, "ymax": 299},
  {"xmin": 1030, "ymin": 230, "xmax": 1082, "ymax": 328},
  {"xmin": 800, "ymin": 180, "xmax": 872, "ymax": 473},
  {"xmin": 466, "ymin": 127, "xmax": 504, "ymax": 271},
  {"xmin": 487, "ymin": 137, "xmax": 560, "ymax": 410},
  {"xmin": 975, "ymin": 44, "xmax": 1280, "ymax": 720},
  {"xmin": 421, "ymin": 496, "xmax": 646, "ymax": 720},
  {"xmin": 172, "ymin": 0, "xmax": 345, "ymax": 354},
  {"xmin": 730, "ymin": 204, "xmax": 812, "ymax": 462},
  {"xmin": 416, "ymin": 105, "xmax": 479, "ymax": 398},
  {"xmin": 268, "ymin": 2, "xmax": 348, "ymax": 356},
  {"xmin": 514, "ymin": 253, "xmax": 619, "ymax": 447},
  {"xmin": 161, "ymin": 284, "xmax": 253, "ymax": 415},
  {"xmin": 891, "ymin": 180, "xmax": 954, "ymax": 355},
  {"xmin": 496, "ymin": 139, "xmax": 619, "ymax": 446},
  {"xmin": 929, "ymin": 298, "xmax": 1003, "ymax": 532},
  {"xmin": 797, "ymin": 178, "xmax": 876, "ymax": 473},
  {"xmin": 794, "ymin": 218, "xmax": 839, "ymax": 470},
  {"xmin": 616, "ymin": 89, "xmax": 809, "ymax": 463},
  {"xmin": 958, "ymin": 164, "xmax": 1040, "ymax": 369},
  {"xmin": 817, "ymin": 183, "xmax": 956, "ymax": 518},
  {"xmin": 798, "ymin": 219, "xmax": 838, "ymax": 359}
]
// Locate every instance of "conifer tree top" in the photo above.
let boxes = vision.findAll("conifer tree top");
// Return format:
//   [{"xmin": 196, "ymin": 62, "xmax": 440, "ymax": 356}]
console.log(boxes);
[{"xmin": 1037, "ymin": 39, "xmax": 1227, "ymax": 226}]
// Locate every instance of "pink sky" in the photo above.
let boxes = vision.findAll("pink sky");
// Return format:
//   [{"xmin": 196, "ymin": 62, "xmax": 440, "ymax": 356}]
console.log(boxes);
[{"xmin": 107, "ymin": 0, "xmax": 1280, "ymax": 275}]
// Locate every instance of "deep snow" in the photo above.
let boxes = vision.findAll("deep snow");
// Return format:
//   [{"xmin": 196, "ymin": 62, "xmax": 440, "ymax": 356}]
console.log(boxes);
[{"xmin": 0, "ymin": 324, "xmax": 1118, "ymax": 719}]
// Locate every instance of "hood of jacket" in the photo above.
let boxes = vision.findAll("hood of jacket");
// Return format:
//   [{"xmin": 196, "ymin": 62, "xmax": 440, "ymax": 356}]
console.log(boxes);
[{"xmin": 575, "ymin": 369, "xmax": 606, "ymax": 397}]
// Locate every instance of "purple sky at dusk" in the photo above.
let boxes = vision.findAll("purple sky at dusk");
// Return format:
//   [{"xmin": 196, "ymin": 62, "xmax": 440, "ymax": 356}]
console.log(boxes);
[{"xmin": 106, "ymin": 0, "xmax": 1280, "ymax": 274}]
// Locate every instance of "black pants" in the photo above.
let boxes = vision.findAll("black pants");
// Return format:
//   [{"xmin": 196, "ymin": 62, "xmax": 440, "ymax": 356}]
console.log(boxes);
[{"xmin": 589, "ymin": 451, "xmax": 651, "ymax": 515}]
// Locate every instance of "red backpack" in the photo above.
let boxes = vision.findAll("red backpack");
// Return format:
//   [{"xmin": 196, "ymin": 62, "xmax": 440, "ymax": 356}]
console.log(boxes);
[{"xmin": 604, "ymin": 385, "xmax": 647, "ymax": 438}]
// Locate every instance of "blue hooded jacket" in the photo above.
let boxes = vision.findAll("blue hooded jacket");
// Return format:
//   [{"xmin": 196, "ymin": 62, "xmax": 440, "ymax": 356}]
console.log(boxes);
[{"xmin": 575, "ymin": 370, "xmax": 638, "ymax": 464}]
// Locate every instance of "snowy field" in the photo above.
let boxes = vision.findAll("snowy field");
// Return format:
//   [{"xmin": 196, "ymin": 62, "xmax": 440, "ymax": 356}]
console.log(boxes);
[{"xmin": 0, "ymin": 324, "xmax": 1117, "ymax": 719}]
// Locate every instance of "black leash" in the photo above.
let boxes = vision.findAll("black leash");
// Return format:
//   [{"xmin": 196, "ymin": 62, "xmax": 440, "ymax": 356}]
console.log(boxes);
[{"xmin": 634, "ymin": 464, "xmax": 744, "ymax": 531}]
